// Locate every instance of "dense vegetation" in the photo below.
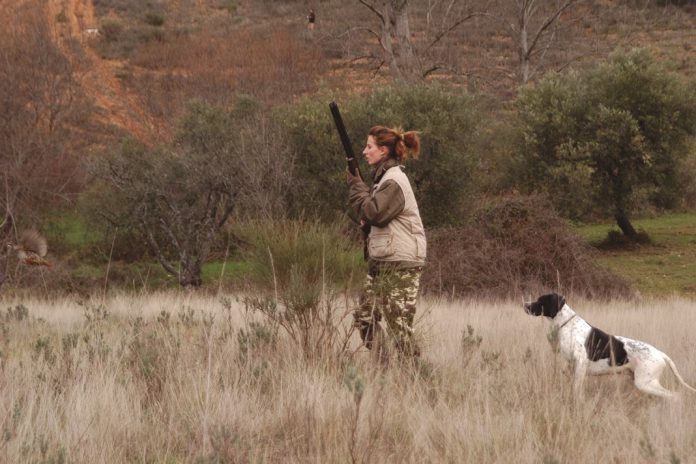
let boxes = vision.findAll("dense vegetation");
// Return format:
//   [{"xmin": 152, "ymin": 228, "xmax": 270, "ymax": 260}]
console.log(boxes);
[{"xmin": 2, "ymin": 0, "xmax": 696, "ymax": 297}]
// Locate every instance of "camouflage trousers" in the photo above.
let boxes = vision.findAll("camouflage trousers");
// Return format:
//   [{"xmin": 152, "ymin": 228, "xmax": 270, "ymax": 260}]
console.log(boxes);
[{"xmin": 354, "ymin": 266, "xmax": 422, "ymax": 357}]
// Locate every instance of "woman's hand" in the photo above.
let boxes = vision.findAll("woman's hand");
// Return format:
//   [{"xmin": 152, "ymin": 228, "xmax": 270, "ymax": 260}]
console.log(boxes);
[{"xmin": 346, "ymin": 169, "xmax": 363, "ymax": 184}]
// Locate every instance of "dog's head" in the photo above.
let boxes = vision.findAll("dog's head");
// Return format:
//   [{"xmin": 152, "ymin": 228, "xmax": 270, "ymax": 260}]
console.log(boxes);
[{"xmin": 524, "ymin": 293, "xmax": 566, "ymax": 319}]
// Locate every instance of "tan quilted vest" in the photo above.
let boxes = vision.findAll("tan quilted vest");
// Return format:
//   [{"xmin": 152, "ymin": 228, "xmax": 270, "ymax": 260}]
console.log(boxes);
[{"xmin": 368, "ymin": 166, "xmax": 426, "ymax": 264}]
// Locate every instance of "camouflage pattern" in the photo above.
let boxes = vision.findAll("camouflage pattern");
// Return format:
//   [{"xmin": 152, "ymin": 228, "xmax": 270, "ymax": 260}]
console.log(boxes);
[{"xmin": 354, "ymin": 266, "xmax": 422, "ymax": 357}]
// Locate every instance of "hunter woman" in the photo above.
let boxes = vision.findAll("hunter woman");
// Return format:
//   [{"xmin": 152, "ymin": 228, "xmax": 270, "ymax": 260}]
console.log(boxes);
[{"xmin": 346, "ymin": 125, "xmax": 426, "ymax": 358}]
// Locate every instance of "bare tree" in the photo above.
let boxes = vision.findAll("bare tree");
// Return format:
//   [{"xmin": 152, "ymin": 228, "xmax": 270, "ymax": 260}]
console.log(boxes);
[
  {"xmin": 357, "ymin": 0, "xmax": 481, "ymax": 80},
  {"xmin": 0, "ymin": 212, "xmax": 10, "ymax": 290},
  {"xmin": 359, "ymin": 0, "xmax": 420, "ymax": 80},
  {"xmin": 0, "ymin": 3, "xmax": 89, "ymax": 231},
  {"xmin": 491, "ymin": 0, "xmax": 584, "ymax": 84}
]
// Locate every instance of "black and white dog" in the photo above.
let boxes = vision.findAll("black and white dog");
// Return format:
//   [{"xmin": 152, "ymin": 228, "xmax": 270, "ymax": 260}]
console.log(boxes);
[{"xmin": 524, "ymin": 293, "xmax": 696, "ymax": 398}]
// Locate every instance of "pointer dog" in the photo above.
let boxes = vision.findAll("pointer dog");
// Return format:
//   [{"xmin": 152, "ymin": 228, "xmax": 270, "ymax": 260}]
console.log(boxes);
[{"xmin": 524, "ymin": 293, "xmax": 696, "ymax": 398}]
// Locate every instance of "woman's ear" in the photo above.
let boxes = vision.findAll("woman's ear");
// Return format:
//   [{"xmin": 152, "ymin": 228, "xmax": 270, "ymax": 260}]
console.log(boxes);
[{"xmin": 379, "ymin": 146, "xmax": 389, "ymax": 158}]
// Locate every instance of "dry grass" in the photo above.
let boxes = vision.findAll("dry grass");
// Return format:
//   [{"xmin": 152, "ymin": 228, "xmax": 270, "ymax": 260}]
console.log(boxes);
[{"xmin": 0, "ymin": 291, "xmax": 695, "ymax": 462}]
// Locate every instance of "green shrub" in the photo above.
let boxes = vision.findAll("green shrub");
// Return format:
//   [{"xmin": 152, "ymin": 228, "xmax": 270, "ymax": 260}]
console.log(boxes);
[
  {"xmin": 512, "ymin": 48, "xmax": 696, "ymax": 233},
  {"xmin": 144, "ymin": 11, "xmax": 164, "ymax": 27},
  {"xmin": 235, "ymin": 219, "xmax": 363, "ymax": 359},
  {"xmin": 279, "ymin": 84, "xmax": 482, "ymax": 227},
  {"xmin": 55, "ymin": 9, "xmax": 67, "ymax": 23},
  {"xmin": 236, "ymin": 218, "xmax": 363, "ymax": 292},
  {"xmin": 100, "ymin": 20, "xmax": 123, "ymax": 42},
  {"xmin": 214, "ymin": 0, "xmax": 238, "ymax": 14}
]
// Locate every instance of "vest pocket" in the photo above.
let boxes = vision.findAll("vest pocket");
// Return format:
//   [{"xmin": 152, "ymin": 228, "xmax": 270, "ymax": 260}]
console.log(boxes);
[{"xmin": 368, "ymin": 230, "xmax": 394, "ymax": 259}]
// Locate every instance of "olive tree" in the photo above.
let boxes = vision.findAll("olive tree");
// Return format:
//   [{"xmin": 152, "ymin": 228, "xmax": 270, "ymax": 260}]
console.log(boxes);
[{"xmin": 514, "ymin": 48, "xmax": 696, "ymax": 237}]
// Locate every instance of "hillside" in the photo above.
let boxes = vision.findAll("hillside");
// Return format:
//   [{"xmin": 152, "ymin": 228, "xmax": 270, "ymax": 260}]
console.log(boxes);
[{"xmin": 41, "ymin": 0, "xmax": 696, "ymax": 143}]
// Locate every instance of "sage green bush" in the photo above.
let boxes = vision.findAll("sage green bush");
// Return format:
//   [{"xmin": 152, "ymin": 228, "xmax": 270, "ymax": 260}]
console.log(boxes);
[
  {"xmin": 235, "ymin": 219, "xmax": 364, "ymax": 359},
  {"xmin": 237, "ymin": 219, "xmax": 363, "ymax": 292},
  {"xmin": 280, "ymin": 84, "xmax": 482, "ymax": 227}
]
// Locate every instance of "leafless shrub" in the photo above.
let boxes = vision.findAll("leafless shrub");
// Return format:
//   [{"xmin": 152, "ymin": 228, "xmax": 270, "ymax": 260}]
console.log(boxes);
[
  {"xmin": 422, "ymin": 194, "xmax": 633, "ymax": 299},
  {"xmin": 0, "ymin": 3, "xmax": 90, "ymax": 231}
]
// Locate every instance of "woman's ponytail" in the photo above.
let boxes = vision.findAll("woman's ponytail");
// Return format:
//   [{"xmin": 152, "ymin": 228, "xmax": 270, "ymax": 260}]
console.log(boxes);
[{"xmin": 399, "ymin": 131, "xmax": 420, "ymax": 161}]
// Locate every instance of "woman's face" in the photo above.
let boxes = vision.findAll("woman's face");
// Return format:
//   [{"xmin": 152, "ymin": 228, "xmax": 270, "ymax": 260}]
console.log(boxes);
[{"xmin": 362, "ymin": 135, "xmax": 388, "ymax": 166}]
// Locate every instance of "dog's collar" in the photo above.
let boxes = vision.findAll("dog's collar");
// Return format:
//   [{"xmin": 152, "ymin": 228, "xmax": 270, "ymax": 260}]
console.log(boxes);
[{"xmin": 557, "ymin": 314, "xmax": 577, "ymax": 330}]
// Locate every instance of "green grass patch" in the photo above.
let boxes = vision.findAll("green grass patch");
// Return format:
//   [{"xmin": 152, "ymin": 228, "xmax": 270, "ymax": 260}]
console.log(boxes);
[
  {"xmin": 202, "ymin": 261, "xmax": 253, "ymax": 284},
  {"xmin": 576, "ymin": 212, "xmax": 696, "ymax": 296},
  {"xmin": 43, "ymin": 211, "xmax": 102, "ymax": 253}
]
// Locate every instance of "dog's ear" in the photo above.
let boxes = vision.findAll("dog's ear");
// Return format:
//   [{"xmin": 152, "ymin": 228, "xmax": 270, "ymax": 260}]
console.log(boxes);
[
  {"xmin": 536, "ymin": 293, "xmax": 564, "ymax": 318},
  {"xmin": 547, "ymin": 293, "xmax": 565, "ymax": 317}
]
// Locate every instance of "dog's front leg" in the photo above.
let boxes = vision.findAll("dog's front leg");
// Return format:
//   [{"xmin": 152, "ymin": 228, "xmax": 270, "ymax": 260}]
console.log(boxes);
[{"xmin": 572, "ymin": 359, "xmax": 588, "ymax": 397}]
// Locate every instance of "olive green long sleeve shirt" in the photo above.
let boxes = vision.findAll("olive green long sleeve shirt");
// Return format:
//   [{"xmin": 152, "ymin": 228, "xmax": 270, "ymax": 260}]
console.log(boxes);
[{"xmin": 347, "ymin": 158, "xmax": 405, "ymax": 227}]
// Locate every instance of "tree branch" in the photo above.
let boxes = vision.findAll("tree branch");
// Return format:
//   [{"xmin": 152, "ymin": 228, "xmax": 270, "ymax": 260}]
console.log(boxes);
[
  {"xmin": 139, "ymin": 219, "xmax": 179, "ymax": 277},
  {"xmin": 358, "ymin": 0, "xmax": 385, "ymax": 24},
  {"xmin": 426, "ymin": 12, "xmax": 478, "ymax": 51},
  {"xmin": 526, "ymin": 0, "xmax": 577, "ymax": 60}
]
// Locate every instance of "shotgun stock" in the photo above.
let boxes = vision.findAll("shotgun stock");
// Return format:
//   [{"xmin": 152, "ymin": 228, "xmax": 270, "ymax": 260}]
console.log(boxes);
[{"xmin": 329, "ymin": 101, "xmax": 361, "ymax": 179}]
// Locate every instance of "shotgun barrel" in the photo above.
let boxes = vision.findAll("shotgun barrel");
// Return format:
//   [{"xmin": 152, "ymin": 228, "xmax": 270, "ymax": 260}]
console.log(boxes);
[{"xmin": 329, "ymin": 101, "xmax": 361, "ymax": 178}]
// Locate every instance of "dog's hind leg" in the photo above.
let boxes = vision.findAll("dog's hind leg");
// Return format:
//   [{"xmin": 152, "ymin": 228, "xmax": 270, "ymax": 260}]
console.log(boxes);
[
  {"xmin": 634, "ymin": 379, "xmax": 674, "ymax": 398},
  {"xmin": 633, "ymin": 362, "xmax": 673, "ymax": 399}
]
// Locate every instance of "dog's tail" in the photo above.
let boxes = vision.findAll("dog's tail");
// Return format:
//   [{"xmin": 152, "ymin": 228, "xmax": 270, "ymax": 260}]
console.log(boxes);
[{"xmin": 663, "ymin": 354, "xmax": 696, "ymax": 393}]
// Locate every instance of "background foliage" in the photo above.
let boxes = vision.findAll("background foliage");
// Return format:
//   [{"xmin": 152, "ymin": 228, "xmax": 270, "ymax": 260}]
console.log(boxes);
[
  {"xmin": 510, "ymin": 49, "xmax": 696, "ymax": 228},
  {"xmin": 281, "ymin": 84, "xmax": 481, "ymax": 227}
]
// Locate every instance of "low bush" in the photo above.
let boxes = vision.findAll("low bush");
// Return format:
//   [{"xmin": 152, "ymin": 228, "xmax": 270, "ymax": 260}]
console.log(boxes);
[
  {"xmin": 144, "ymin": 11, "xmax": 164, "ymax": 27},
  {"xmin": 236, "ymin": 219, "xmax": 363, "ymax": 293},
  {"xmin": 233, "ymin": 219, "xmax": 364, "ymax": 359},
  {"xmin": 422, "ymin": 194, "xmax": 632, "ymax": 299}
]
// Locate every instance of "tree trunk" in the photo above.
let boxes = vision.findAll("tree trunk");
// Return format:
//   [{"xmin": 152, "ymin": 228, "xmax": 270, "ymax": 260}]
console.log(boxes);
[
  {"xmin": 510, "ymin": 0, "xmax": 579, "ymax": 85},
  {"xmin": 518, "ymin": 0, "xmax": 531, "ymax": 84},
  {"xmin": 179, "ymin": 260, "xmax": 202, "ymax": 288},
  {"xmin": 0, "ymin": 255, "xmax": 7, "ymax": 290},
  {"xmin": 381, "ymin": 0, "xmax": 420, "ymax": 81},
  {"xmin": 614, "ymin": 211, "xmax": 637, "ymax": 238}
]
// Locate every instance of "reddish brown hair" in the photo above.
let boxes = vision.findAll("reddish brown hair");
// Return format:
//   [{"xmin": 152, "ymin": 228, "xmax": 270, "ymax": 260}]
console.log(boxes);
[{"xmin": 368, "ymin": 126, "xmax": 421, "ymax": 162}]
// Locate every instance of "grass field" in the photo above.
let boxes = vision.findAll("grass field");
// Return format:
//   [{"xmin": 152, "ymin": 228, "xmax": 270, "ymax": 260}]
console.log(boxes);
[
  {"xmin": 0, "ymin": 292, "xmax": 694, "ymax": 462},
  {"xmin": 576, "ymin": 212, "xmax": 696, "ymax": 297}
]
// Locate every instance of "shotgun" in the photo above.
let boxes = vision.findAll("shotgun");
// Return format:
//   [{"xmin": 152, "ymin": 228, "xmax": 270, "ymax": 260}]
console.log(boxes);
[
  {"xmin": 329, "ymin": 102, "xmax": 371, "ymax": 250},
  {"xmin": 329, "ymin": 101, "xmax": 362, "ymax": 179}
]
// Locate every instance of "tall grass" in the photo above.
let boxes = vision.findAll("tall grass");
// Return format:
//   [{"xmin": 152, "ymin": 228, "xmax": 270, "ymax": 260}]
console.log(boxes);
[{"xmin": 0, "ymin": 292, "xmax": 694, "ymax": 462}]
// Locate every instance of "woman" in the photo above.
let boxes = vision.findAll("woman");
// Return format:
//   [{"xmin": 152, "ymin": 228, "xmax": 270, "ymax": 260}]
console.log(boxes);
[{"xmin": 346, "ymin": 125, "xmax": 426, "ymax": 358}]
